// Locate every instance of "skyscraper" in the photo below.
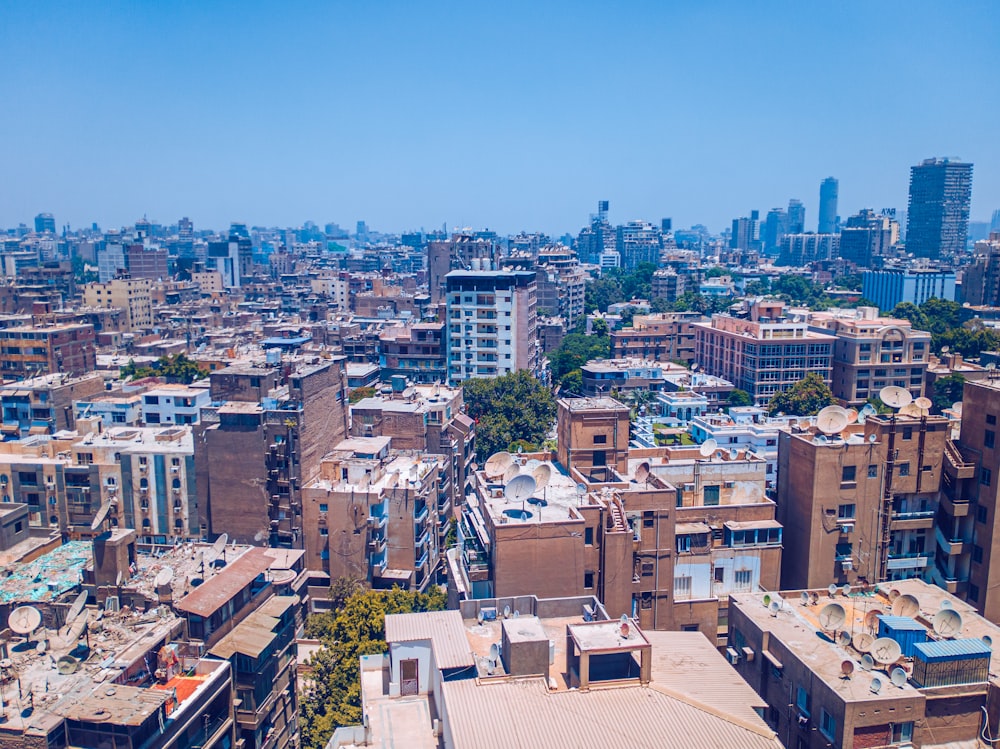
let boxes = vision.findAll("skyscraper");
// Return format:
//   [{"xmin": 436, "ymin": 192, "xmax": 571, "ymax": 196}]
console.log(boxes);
[
  {"xmin": 787, "ymin": 199, "xmax": 805, "ymax": 234},
  {"xmin": 762, "ymin": 208, "xmax": 788, "ymax": 255},
  {"xmin": 818, "ymin": 177, "xmax": 838, "ymax": 234},
  {"xmin": 34, "ymin": 212, "xmax": 55, "ymax": 234},
  {"xmin": 905, "ymin": 157, "xmax": 974, "ymax": 258},
  {"xmin": 730, "ymin": 210, "xmax": 760, "ymax": 251}
]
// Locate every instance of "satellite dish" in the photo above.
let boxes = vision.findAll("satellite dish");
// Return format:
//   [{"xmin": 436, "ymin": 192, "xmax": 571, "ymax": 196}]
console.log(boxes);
[
  {"xmin": 892, "ymin": 594, "xmax": 920, "ymax": 618},
  {"xmin": 933, "ymin": 608, "xmax": 963, "ymax": 638},
  {"xmin": 853, "ymin": 633, "xmax": 875, "ymax": 653},
  {"xmin": 879, "ymin": 386, "xmax": 913, "ymax": 409},
  {"xmin": 502, "ymin": 464, "xmax": 521, "ymax": 483},
  {"xmin": 841, "ymin": 584, "xmax": 852, "ymax": 597},
  {"xmin": 845, "ymin": 408, "xmax": 859, "ymax": 424},
  {"xmin": 56, "ymin": 655, "xmax": 80, "ymax": 675},
  {"xmin": 940, "ymin": 599, "xmax": 952, "ymax": 609},
  {"xmin": 575, "ymin": 483, "xmax": 587, "ymax": 496},
  {"xmin": 800, "ymin": 592, "xmax": 810, "ymax": 606},
  {"xmin": 870, "ymin": 637, "xmax": 902, "ymax": 665},
  {"xmin": 477, "ymin": 610, "xmax": 485, "ymax": 625},
  {"xmin": 513, "ymin": 610, "xmax": 520, "ymax": 618},
  {"xmin": 952, "ymin": 402, "xmax": 963, "ymax": 416},
  {"xmin": 65, "ymin": 591, "xmax": 88, "ymax": 626},
  {"xmin": 868, "ymin": 433, "xmax": 877, "ymax": 443},
  {"xmin": 841, "ymin": 660, "xmax": 855, "ymax": 679},
  {"xmin": 504, "ymin": 474, "xmax": 536, "ymax": 502},
  {"xmin": 155, "ymin": 567, "xmax": 174, "ymax": 588},
  {"xmin": 828, "ymin": 584, "xmax": 838, "ymax": 597},
  {"xmin": 860, "ymin": 653, "xmax": 875, "ymax": 671},
  {"xmin": 484, "ymin": 452, "xmax": 513, "ymax": 478},
  {"xmin": 633, "ymin": 462, "xmax": 650, "ymax": 485},
  {"xmin": 914, "ymin": 397, "xmax": 933, "ymax": 412},
  {"xmin": 769, "ymin": 601, "xmax": 781, "ymax": 616},
  {"xmin": 889, "ymin": 589, "xmax": 901, "ymax": 602},
  {"xmin": 36, "ymin": 639, "xmax": 47, "ymax": 654},
  {"xmin": 864, "ymin": 609, "xmax": 883, "ymax": 631},
  {"xmin": 899, "ymin": 403, "xmax": 922, "ymax": 417},
  {"xmin": 91, "ymin": 499, "xmax": 112, "ymax": 531},
  {"xmin": 818, "ymin": 603, "xmax": 847, "ymax": 631},
  {"xmin": 941, "ymin": 345, "xmax": 950, "ymax": 354},
  {"xmin": 488, "ymin": 643, "xmax": 499, "ymax": 663},
  {"xmin": 116, "ymin": 570, "xmax": 124, "ymax": 587},
  {"xmin": 532, "ymin": 464, "xmax": 552, "ymax": 490},
  {"xmin": 983, "ymin": 635, "xmax": 993, "ymax": 648},
  {"xmin": 870, "ymin": 676, "xmax": 884, "ymax": 694},
  {"xmin": 8, "ymin": 605, "xmax": 42, "ymax": 635},
  {"xmin": 699, "ymin": 439, "xmax": 718, "ymax": 458},
  {"xmin": 503, "ymin": 605, "xmax": 511, "ymax": 619},
  {"xmin": 816, "ymin": 406, "xmax": 850, "ymax": 435},
  {"xmin": 213, "ymin": 533, "xmax": 229, "ymax": 555},
  {"xmin": 838, "ymin": 631, "xmax": 852, "ymax": 648},
  {"xmin": 763, "ymin": 593, "xmax": 772, "ymax": 607},
  {"xmin": 860, "ymin": 403, "xmax": 877, "ymax": 417},
  {"xmin": 891, "ymin": 667, "xmax": 907, "ymax": 688},
  {"xmin": 729, "ymin": 447, "xmax": 739, "ymax": 461}
]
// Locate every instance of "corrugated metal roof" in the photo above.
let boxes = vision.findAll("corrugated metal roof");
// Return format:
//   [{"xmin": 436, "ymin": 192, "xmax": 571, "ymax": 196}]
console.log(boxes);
[
  {"xmin": 915, "ymin": 638, "xmax": 992, "ymax": 661},
  {"xmin": 175, "ymin": 547, "xmax": 273, "ymax": 617},
  {"xmin": 440, "ymin": 678, "xmax": 782, "ymax": 749},
  {"xmin": 385, "ymin": 610, "xmax": 475, "ymax": 670},
  {"xmin": 878, "ymin": 615, "xmax": 925, "ymax": 630}
]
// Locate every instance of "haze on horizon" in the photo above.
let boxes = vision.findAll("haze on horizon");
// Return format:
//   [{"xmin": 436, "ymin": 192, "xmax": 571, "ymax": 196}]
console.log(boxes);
[{"xmin": 1, "ymin": 1, "xmax": 998, "ymax": 236}]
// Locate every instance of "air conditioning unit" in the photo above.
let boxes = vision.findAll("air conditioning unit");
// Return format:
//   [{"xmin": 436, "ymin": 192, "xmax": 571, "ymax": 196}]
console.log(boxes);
[
  {"xmin": 741, "ymin": 646, "xmax": 755, "ymax": 662},
  {"xmin": 797, "ymin": 714, "xmax": 809, "ymax": 727},
  {"xmin": 683, "ymin": 483, "xmax": 695, "ymax": 492},
  {"xmin": 841, "ymin": 560, "xmax": 853, "ymax": 571},
  {"xmin": 726, "ymin": 647, "xmax": 741, "ymax": 665},
  {"xmin": 840, "ymin": 522, "xmax": 855, "ymax": 534},
  {"xmin": 724, "ymin": 481, "xmax": 735, "ymax": 489},
  {"xmin": 170, "ymin": 466, "xmax": 179, "ymax": 473}
]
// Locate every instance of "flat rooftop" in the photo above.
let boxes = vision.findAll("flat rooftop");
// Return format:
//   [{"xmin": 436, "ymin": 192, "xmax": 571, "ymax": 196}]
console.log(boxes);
[
  {"xmin": 474, "ymin": 458, "xmax": 585, "ymax": 526},
  {"xmin": 0, "ymin": 540, "xmax": 90, "ymax": 604}
]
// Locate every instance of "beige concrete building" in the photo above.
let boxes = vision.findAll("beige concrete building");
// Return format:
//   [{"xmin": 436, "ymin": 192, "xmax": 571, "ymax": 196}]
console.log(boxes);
[
  {"xmin": 730, "ymin": 579, "xmax": 1000, "ymax": 749},
  {"xmin": 808, "ymin": 306, "xmax": 931, "ymax": 406},
  {"xmin": 610, "ymin": 311, "xmax": 702, "ymax": 365},
  {"xmin": 82, "ymin": 277, "xmax": 153, "ymax": 332}
]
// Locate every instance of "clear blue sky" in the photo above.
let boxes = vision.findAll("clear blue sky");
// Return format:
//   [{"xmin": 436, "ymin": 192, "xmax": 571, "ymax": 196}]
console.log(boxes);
[{"xmin": 1, "ymin": 1, "xmax": 998, "ymax": 236}]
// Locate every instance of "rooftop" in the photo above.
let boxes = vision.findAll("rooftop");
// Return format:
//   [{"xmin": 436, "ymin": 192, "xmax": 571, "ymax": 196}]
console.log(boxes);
[{"xmin": 0, "ymin": 540, "xmax": 90, "ymax": 604}]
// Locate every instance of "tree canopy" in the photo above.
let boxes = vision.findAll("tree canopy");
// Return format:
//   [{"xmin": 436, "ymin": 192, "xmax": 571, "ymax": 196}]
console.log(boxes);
[
  {"xmin": 120, "ymin": 354, "xmax": 209, "ymax": 384},
  {"xmin": 299, "ymin": 585, "xmax": 447, "ymax": 749},
  {"xmin": 891, "ymin": 298, "xmax": 1000, "ymax": 358},
  {"xmin": 727, "ymin": 389, "xmax": 753, "ymax": 407},
  {"xmin": 463, "ymin": 370, "xmax": 557, "ymax": 458},
  {"xmin": 548, "ymin": 330, "xmax": 610, "ymax": 388},
  {"xmin": 767, "ymin": 373, "xmax": 837, "ymax": 416},
  {"xmin": 931, "ymin": 373, "xmax": 966, "ymax": 413}
]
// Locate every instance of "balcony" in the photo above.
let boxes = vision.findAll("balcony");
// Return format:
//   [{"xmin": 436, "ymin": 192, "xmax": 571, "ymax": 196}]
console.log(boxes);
[
  {"xmin": 415, "ymin": 527, "xmax": 431, "ymax": 548},
  {"xmin": 368, "ymin": 532, "xmax": 387, "ymax": 553},
  {"xmin": 940, "ymin": 491, "xmax": 970, "ymax": 517},
  {"xmin": 413, "ymin": 504, "xmax": 429, "ymax": 524},
  {"xmin": 944, "ymin": 440, "xmax": 976, "ymax": 480},
  {"xmin": 935, "ymin": 527, "xmax": 966, "ymax": 556},
  {"xmin": 886, "ymin": 551, "xmax": 932, "ymax": 570},
  {"xmin": 370, "ymin": 551, "xmax": 388, "ymax": 574},
  {"xmin": 414, "ymin": 549, "xmax": 429, "ymax": 569},
  {"xmin": 367, "ymin": 503, "xmax": 388, "ymax": 529},
  {"xmin": 890, "ymin": 510, "xmax": 935, "ymax": 531}
]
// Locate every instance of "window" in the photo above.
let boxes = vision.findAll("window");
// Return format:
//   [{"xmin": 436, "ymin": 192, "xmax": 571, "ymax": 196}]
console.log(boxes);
[
  {"xmin": 890, "ymin": 722, "xmax": 913, "ymax": 745},
  {"xmin": 987, "ymin": 430, "xmax": 996, "ymax": 449},
  {"xmin": 14, "ymin": 521, "xmax": 22, "ymax": 533},
  {"xmin": 841, "ymin": 465, "xmax": 856, "ymax": 483},
  {"xmin": 583, "ymin": 571, "xmax": 594, "ymax": 589},
  {"xmin": 796, "ymin": 685, "xmax": 810, "ymax": 716},
  {"xmin": 970, "ymin": 584, "xmax": 980, "ymax": 602},
  {"xmin": 319, "ymin": 503, "xmax": 328, "ymax": 513},
  {"xmin": 868, "ymin": 464, "xmax": 878, "ymax": 479},
  {"xmin": 319, "ymin": 528, "xmax": 328, "ymax": 536},
  {"xmin": 641, "ymin": 561, "xmax": 654, "ymax": 577},
  {"xmin": 819, "ymin": 708, "xmax": 836, "ymax": 741},
  {"xmin": 593, "ymin": 434, "xmax": 607, "ymax": 445},
  {"xmin": 733, "ymin": 569, "xmax": 752, "ymax": 590},
  {"xmin": 989, "ymin": 414, "xmax": 997, "ymax": 426},
  {"xmin": 974, "ymin": 545, "xmax": 984, "ymax": 564},
  {"xmin": 902, "ymin": 426, "xmax": 913, "ymax": 440},
  {"xmin": 643, "ymin": 511, "xmax": 654, "ymax": 528},
  {"xmin": 676, "ymin": 535, "xmax": 691, "ymax": 553},
  {"xmin": 978, "ymin": 505, "xmax": 989, "ymax": 524},
  {"xmin": 898, "ymin": 462, "xmax": 910, "ymax": 477},
  {"xmin": 714, "ymin": 566, "xmax": 725, "ymax": 583},
  {"xmin": 982, "ymin": 467, "xmax": 993, "ymax": 487},
  {"xmin": 674, "ymin": 576, "xmax": 692, "ymax": 596},
  {"xmin": 703, "ymin": 485, "xmax": 720, "ymax": 506},
  {"xmin": 640, "ymin": 592, "xmax": 652, "ymax": 609},
  {"xmin": 584, "ymin": 527, "xmax": 594, "ymax": 545},
  {"xmin": 838, "ymin": 503, "xmax": 856, "ymax": 520}
]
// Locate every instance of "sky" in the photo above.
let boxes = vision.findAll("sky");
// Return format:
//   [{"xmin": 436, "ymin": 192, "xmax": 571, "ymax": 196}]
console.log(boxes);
[{"xmin": 1, "ymin": 1, "xmax": 998, "ymax": 237}]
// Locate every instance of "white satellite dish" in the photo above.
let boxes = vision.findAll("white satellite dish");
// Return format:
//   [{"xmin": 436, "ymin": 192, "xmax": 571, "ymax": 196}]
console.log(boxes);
[
  {"xmin": 940, "ymin": 599, "xmax": 952, "ymax": 609},
  {"xmin": 853, "ymin": 633, "xmax": 875, "ymax": 653},
  {"xmin": 488, "ymin": 643, "xmax": 499, "ymax": 663},
  {"xmin": 860, "ymin": 653, "xmax": 875, "ymax": 671},
  {"xmin": 800, "ymin": 592, "xmax": 810, "ymax": 606},
  {"xmin": 933, "ymin": 608, "xmax": 963, "ymax": 638},
  {"xmin": 504, "ymin": 474, "xmax": 536, "ymax": 503},
  {"xmin": 828, "ymin": 584, "xmax": 838, "ymax": 597},
  {"xmin": 870, "ymin": 676, "xmax": 884, "ymax": 694},
  {"xmin": 155, "ymin": 567, "xmax": 174, "ymax": 588},
  {"xmin": 503, "ymin": 605, "xmax": 511, "ymax": 619},
  {"xmin": 818, "ymin": 603, "xmax": 847, "ymax": 631},
  {"xmin": 952, "ymin": 402, "xmax": 963, "ymax": 416},
  {"xmin": 502, "ymin": 464, "xmax": 521, "ymax": 483},
  {"xmin": 870, "ymin": 637, "xmax": 902, "ymax": 665},
  {"xmin": 864, "ymin": 609, "xmax": 883, "ymax": 631},
  {"xmin": 91, "ymin": 499, "xmax": 113, "ymax": 531},
  {"xmin": 816, "ymin": 406, "xmax": 850, "ymax": 435},
  {"xmin": 729, "ymin": 447, "xmax": 739, "ymax": 461},
  {"xmin": 484, "ymin": 452, "xmax": 513, "ymax": 478},
  {"xmin": 65, "ymin": 591, "xmax": 88, "ymax": 626},
  {"xmin": 633, "ymin": 461, "xmax": 650, "ymax": 485},
  {"xmin": 892, "ymin": 594, "xmax": 920, "ymax": 618},
  {"xmin": 575, "ymin": 483, "xmax": 587, "ymax": 496},
  {"xmin": 879, "ymin": 386, "xmax": 913, "ymax": 409},
  {"xmin": 841, "ymin": 584, "xmax": 852, "ymax": 597},
  {"xmin": 8, "ymin": 605, "xmax": 42, "ymax": 635},
  {"xmin": 699, "ymin": 439, "xmax": 718, "ymax": 458},
  {"xmin": 838, "ymin": 631, "xmax": 852, "ymax": 648},
  {"xmin": 890, "ymin": 667, "xmax": 907, "ymax": 688},
  {"xmin": 532, "ymin": 464, "xmax": 552, "ymax": 490},
  {"xmin": 899, "ymin": 403, "xmax": 922, "ymax": 417},
  {"xmin": 213, "ymin": 533, "xmax": 229, "ymax": 555},
  {"xmin": 769, "ymin": 601, "xmax": 781, "ymax": 616},
  {"xmin": 914, "ymin": 397, "xmax": 933, "ymax": 412}
]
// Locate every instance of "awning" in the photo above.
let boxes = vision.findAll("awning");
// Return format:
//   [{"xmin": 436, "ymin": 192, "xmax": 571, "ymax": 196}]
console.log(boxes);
[{"xmin": 676, "ymin": 522, "xmax": 712, "ymax": 535}]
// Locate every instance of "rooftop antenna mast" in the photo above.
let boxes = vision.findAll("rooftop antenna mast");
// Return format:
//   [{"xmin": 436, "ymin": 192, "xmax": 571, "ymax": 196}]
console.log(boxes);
[{"xmin": 876, "ymin": 386, "xmax": 911, "ymax": 582}]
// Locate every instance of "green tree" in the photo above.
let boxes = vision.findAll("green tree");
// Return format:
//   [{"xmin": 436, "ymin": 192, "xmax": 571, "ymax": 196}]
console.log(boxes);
[
  {"xmin": 557, "ymin": 368, "xmax": 584, "ymax": 396},
  {"xmin": 120, "ymin": 354, "xmax": 208, "ymax": 384},
  {"xmin": 727, "ymin": 389, "xmax": 753, "ymax": 407},
  {"xmin": 548, "ymin": 331, "xmax": 610, "ymax": 385},
  {"xmin": 932, "ymin": 373, "xmax": 965, "ymax": 413},
  {"xmin": 767, "ymin": 372, "xmax": 837, "ymax": 416},
  {"xmin": 463, "ymin": 370, "xmax": 557, "ymax": 458},
  {"xmin": 300, "ymin": 586, "xmax": 447, "ymax": 749},
  {"xmin": 348, "ymin": 386, "xmax": 376, "ymax": 404}
]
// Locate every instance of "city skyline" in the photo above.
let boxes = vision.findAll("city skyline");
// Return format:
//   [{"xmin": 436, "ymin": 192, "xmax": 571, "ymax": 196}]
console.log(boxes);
[{"xmin": 1, "ymin": 2, "xmax": 998, "ymax": 235}]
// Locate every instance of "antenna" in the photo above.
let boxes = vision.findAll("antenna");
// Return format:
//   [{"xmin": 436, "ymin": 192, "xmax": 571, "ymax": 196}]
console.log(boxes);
[
  {"xmin": 890, "ymin": 667, "xmax": 907, "ymax": 688},
  {"xmin": 891, "ymin": 594, "xmax": 919, "ymax": 618},
  {"xmin": 860, "ymin": 653, "xmax": 875, "ymax": 671},
  {"xmin": 633, "ymin": 461, "xmax": 650, "ymax": 484},
  {"xmin": 818, "ymin": 603, "xmax": 846, "ymax": 631},
  {"xmin": 932, "ymin": 608, "xmax": 963, "ymax": 638},
  {"xmin": 699, "ymin": 439, "xmax": 718, "ymax": 458},
  {"xmin": 879, "ymin": 385, "xmax": 913, "ymax": 410},
  {"xmin": 816, "ymin": 406, "xmax": 849, "ymax": 435},
  {"xmin": 841, "ymin": 660, "xmax": 855, "ymax": 679},
  {"xmin": 504, "ymin": 475, "xmax": 536, "ymax": 503},
  {"xmin": 870, "ymin": 676, "xmax": 883, "ymax": 694},
  {"xmin": 870, "ymin": 637, "xmax": 902, "ymax": 665},
  {"xmin": 532, "ymin": 464, "xmax": 552, "ymax": 490},
  {"xmin": 8, "ymin": 606, "xmax": 42, "ymax": 635},
  {"xmin": 484, "ymin": 452, "xmax": 513, "ymax": 479}
]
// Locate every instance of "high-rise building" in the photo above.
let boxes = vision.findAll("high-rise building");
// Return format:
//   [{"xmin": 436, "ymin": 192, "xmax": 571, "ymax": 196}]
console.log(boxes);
[
  {"xmin": 862, "ymin": 268, "xmax": 956, "ymax": 311},
  {"xmin": 575, "ymin": 201, "xmax": 616, "ymax": 265},
  {"xmin": 818, "ymin": 177, "xmax": 838, "ymax": 234},
  {"xmin": 787, "ymin": 198, "xmax": 806, "ymax": 234},
  {"xmin": 762, "ymin": 208, "xmax": 788, "ymax": 254},
  {"xmin": 427, "ymin": 232, "xmax": 500, "ymax": 304},
  {"xmin": 616, "ymin": 220, "xmax": 662, "ymax": 269},
  {"xmin": 905, "ymin": 157, "xmax": 974, "ymax": 258},
  {"xmin": 991, "ymin": 209, "xmax": 1000, "ymax": 233},
  {"xmin": 730, "ymin": 210, "xmax": 760, "ymax": 251},
  {"xmin": 34, "ymin": 212, "xmax": 55, "ymax": 234},
  {"xmin": 839, "ymin": 209, "xmax": 898, "ymax": 267},
  {"xmin": 777, "ymin": 233, "xmax": 839, "ymax": 266}
]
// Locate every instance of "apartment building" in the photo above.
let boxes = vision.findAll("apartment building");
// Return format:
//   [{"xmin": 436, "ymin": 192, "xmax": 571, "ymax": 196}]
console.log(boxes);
[
  {"xmin": 378, "ymin": 322, "xmax": 447, "ymax": 384},
  {"xmin": 535, "ymin": 246, "xmax": 586, "ymax": 324},
  {"xmin": 141, "ymin": 383, "xmax": 210, "ymax": 425},
  {"xmin": 729, "ymin": 579, "xmax": 1000, "ymax": 749},
  {"xmin": 580, "ymin": 358, "xmax": 685, "ymax": 397},
  {"xmin": 0, "ymin": 371, "xmax": 104, "ymax": 438},
  {"xmin": 809, "ymin": 307, "xmax": 930, "ymax": 406},
  {"xmin": 82, "ymin": 277, "xmax": 153, "ymax": 332},
  {"xmin": 301, "ymin": 437, "xmax": 446, "ymax": 590},
  {"xmin": 777, "ymin": 413, "xmax": 950, "ymax": 590},
  {"xmin": 689, "ymin": 407, "xmax": 798, "ymax": 490},
  {"xmin": 0, "ymin": 322, "xmax": 96, "ymax": 378},
  {"xmin": 694, "ymin": 301, "xmax": 835, "ymax": 405},
  {"xmin": 444, "ymin": 270, "xmax": 539, "ymax": 384},
  {"xmin": 609, "ymin": 312, "xmax": 702, "ymax": 365}
]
